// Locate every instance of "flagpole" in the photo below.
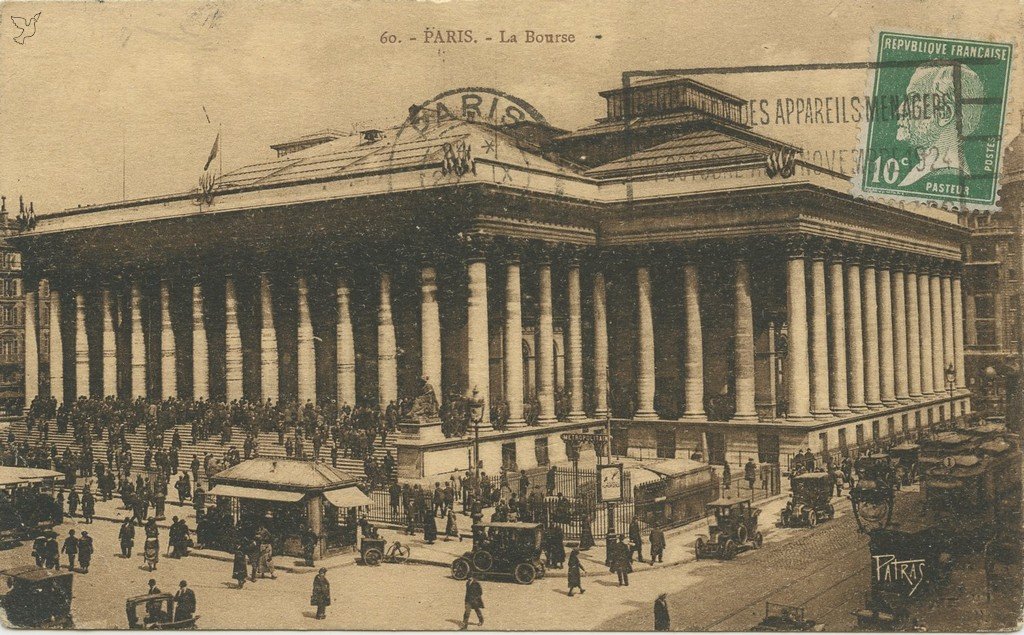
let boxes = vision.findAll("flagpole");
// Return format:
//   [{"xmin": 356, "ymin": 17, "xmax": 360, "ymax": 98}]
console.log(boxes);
[{"xmin": 219, "ymin": 123, "xmax": 223, "ymax": 179}]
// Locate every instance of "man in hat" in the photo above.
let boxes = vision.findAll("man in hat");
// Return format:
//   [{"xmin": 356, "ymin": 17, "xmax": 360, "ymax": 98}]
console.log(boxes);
[
  {"xmin": 119, "ymin": 516, "xmax": 136, "ymax": 558},
  {"xmin": 61, "ymin": 529, "xmax": 79, "ymax": 571},
  {"xmin": 174, "ymin": 580, "xmax": 196, "ymax": 622},
  {"xmin": 310, "ymin": 568, "xmax": 331, "ymax": 620},
  {"xmin": 461, "ymin": 575, "xmax": 484, "ymax": 629},
  {"xmin": 654, "ymin": 593, "xmax": 670, "ymax": 631},
  {"xmin": 610, "ymin": 534, "xmax": 632, "ymax": 586}
]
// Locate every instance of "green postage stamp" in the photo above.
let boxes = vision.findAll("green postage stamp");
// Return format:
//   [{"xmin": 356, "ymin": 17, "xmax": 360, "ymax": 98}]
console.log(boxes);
[{"xmin": 858, "ymin": 32, "xmax": 1012, "ymax": 210}]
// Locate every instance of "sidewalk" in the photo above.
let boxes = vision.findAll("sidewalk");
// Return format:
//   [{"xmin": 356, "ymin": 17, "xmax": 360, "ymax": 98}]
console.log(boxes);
[{"xmin": 372, "ymin": 490, "xmax": 791, "ymax": 578}]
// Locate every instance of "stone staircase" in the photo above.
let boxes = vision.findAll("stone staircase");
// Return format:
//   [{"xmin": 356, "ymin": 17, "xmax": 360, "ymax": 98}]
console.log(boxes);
[{"xmin": 5, "ymin": 418, "xmax": 396, "ymax": 480}]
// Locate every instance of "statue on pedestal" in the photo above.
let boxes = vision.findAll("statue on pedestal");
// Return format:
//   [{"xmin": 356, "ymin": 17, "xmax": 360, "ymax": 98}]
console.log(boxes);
[{"xmin": 408, "ymin": 376, "xmax": 439, "ymax": 420}]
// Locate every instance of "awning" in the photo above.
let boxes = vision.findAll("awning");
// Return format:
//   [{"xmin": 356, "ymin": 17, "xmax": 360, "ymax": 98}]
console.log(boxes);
[
  {"xmin": 322, "ymin": 486, "xmax": 372, "ymax": 509},
  {"xmin": 208, "ymin": 484, "xmax": 304, "ymax": 503}
]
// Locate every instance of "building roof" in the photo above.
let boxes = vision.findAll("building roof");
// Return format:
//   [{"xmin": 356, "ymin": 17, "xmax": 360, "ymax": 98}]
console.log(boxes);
[
  {"xmin": 210, "ymin": 458, "xmax": 359, "ymax": 491},
  {"xmin": 217, "ymin": 115, "xmax": 575, "ymax": 192},
  {"xmin": 583, "ymin": 124, "xmax": 794, "ymax": 178}
]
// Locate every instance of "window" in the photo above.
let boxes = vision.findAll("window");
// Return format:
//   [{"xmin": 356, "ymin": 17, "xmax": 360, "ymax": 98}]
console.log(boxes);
[
  {"xmin": 887, "ymin": 418, "xmax": 895, "ymax": 437},
  {"xmin": 818, "ymin": 432, "xmax": 828, "ymax": 453},
  {"xmin": 927, "ymin": 409, "xmax": 934, "ymax": 426},
  {"xmin": 838, "ymin": 428, "xmax": 848, "ymax": 450},
  {"xmin": 902, "ymin": 414, "xmax": 909, "ymax": 435},
  {"xmin": 975, "ymin": 295, "xmax": 995, "ymax": 318},
  {"xmin": 976, "ymin": 321, "xmax": 997, "ymax": 346},
  {"xmin": 0, "ymin": 336, "xmax": 16, "ymax": 357},
  {"xmin": 501, "ymin": 442, "xmax": 517, "ymax": 472},
  {"xmin": 915, "ymin": 411, "xmax": 921, "ymax": 429},
  {"xmin": 534, "ymin": 437, "xmax": 549, "ymax": 467},
  {"xmin": 707, "ymin": 432, "xmax": 726, "ymax": 465},
  {"xmin": 855, "ymin": 424, "xmax": 865, "ymax": 446},
  {"xmin": 871, "ymin": 420, "xmax": 880, "ymax": 440},
  {"xmin": 756, "ymin": 433, "xmax": 780, "ymax": 464}
]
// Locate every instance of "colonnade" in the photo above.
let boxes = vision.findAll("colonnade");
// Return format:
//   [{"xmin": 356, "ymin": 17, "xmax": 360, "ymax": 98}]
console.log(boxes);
[{"xmin": 22, "ymin": 236, "xmax": 968, "ymax": 428}]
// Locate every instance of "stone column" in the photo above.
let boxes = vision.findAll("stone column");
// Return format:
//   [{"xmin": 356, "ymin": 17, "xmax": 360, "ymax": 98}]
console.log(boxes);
[
  {"xmin": 592, "ymin": 271, "xmax": 610, "ymax": 418},
  {"xmin": 336, "ymin": 276, "xmax": 356, "ymax": 407},
  {"xmin": 680, "ymin": 259, "xmax": 706, "ymax": 421},
  {"xmin": 159, "ymin": 280, "xmax": 176, "ymax": 399},
  {"xmin": 862, "ymin": 256, "xmax": 882, "ymax": 409},
  {"xmin": 377, "ymin": 272, "xmax": 398, "ymax": 409},
  {"xmin": 731, "ymin": 258, "xmax": 757, "ymax": 421},
  {"xmin": 635, "ymin": 265, "xmax": 658, "ymax": 420},
  {"xmin": 536, "ymin": 258, "xmax": 557, "ymax": 423},
  {"xmin": 785, "ymin": 239, "xmax": 813, "ymax": 422},
  {"xmin": 74, "ymin": 291, "xmax": 89, "ymax": 398},
  {"xmin": 845, "ymin": 255, "xmax": 867, "ymax": 411},
  {"xmin": 877, "ymin": 258, "xmax": 897, "ymax": 406},
  {"xmin": 952, "ymin": 271, "xmax": 966, "ymax": 390},
  {"xmin": 101, "ymin": 288, "xmax": 117, "ymax": 398},
  {"xmin": 502, "ymin": 257, "xmax": 525, "ymax": 426},
  {"xmin": 905, "ymin": 265, "xmax": 923, "ymax": 399},
  {"xmin": 296, "ymin": 276, "xmax": 316, "ymax": 405},
  {"xmin": 24, "ymin": 288, "xmax": 38, "ymax": 408},
  {"xmin": 918, "ymin": 265, "xmax": 934, "ymax": 395},
  {"xmin": 808, "ymin": 246, "xmax": 831, "ymax": 419},
  {"xmin": 941, "ymin": 268, "xmax": 954, "ymax": 381},
  {"xmin": 827, "ymin": 250, "xmax": 850, "ymax": 415},
  {"xmin": 47, "ymin": 284, "xmax": 64, "ymax": 402},
  {"xmin": 891, "ymin": 262, "xmax": 911, "ymax": 403},
  {"xmin": 466, "ymin": 256, "xmax": 491, "ymax": 426},
  {"xmin": 259, "ymin": 273, "xmax": 279, "ymax": 403},
  {"xmin": 224, "ymin": 275, "xmax": 243, "ymax": 402},
  {"xmin": 421, "ymin": 265, "xmax": 443, "ymax": 408},
  {"xmin": 129, "ymin": 280, "xmax": 146, "ymax": 400},
  {"xmin": 566, "ymin": 258, "xmax": 586, "ymax": 421},
  {"xmin": 930, "ymin": 270, "xmax": 944, "ymax": 393},
  {"xmin": 192, "ymin": 283, "xmax": 209, "ymax": 400}
]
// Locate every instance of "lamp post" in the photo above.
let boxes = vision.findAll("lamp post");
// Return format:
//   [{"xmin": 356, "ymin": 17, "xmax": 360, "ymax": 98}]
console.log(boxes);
[
  {"xmin": 945, "ymin": 364, "xmax": 956, "ymax": 426},
  {"xmin": 469, "ymin": 387, "xmax": 485, "ymax": 481}
]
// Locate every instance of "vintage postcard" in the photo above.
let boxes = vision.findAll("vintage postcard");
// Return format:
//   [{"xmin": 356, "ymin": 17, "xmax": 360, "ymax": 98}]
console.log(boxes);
[{"xmin": 0, "ymin": 0, "xmax": 1021, "ymax": 631}]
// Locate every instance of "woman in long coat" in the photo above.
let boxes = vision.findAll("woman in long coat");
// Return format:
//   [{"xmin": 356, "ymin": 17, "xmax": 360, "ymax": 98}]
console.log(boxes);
[
  {"xmin": 232, "ymin": 546, "xmax": 248, "ymax": 589},
  {"xmin": 423, "ymin": 511, "xmax": 438, "ymax": 544},
  {"xmin": 567, "ymin": 547, "xmax": 585, "ymax": 596},
  {"xmin": 579, "ymin": 513, "xmax": 595, "ymax": 550},
  {"xmin": 310, "ymin": 568, "xmax": 331, "ymax": 620}
]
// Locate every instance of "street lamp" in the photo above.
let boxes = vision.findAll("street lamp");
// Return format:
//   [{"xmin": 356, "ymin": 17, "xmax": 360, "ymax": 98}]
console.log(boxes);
[
  {"xmin": 945, "ymin": 364, "xmax": 956, "ymax": 425},
  {"xmin": 468, "ymin": 387, "xmax": 485, "ymax": 481}
]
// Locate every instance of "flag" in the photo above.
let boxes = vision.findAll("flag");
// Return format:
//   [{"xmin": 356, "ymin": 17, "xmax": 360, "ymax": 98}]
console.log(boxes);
[{"xmin": 203, "ymin": 133, "xmax": 220, "ymax": 171}]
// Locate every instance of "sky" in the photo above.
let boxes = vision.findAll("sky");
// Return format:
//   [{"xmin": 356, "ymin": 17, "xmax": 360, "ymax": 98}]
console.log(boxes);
[{"xmin": 1, "ymin": 0, "xmax": 1022, "ymax": 214}]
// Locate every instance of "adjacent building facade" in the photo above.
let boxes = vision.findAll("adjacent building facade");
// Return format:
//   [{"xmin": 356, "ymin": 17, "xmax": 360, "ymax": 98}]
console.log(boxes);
[
  {"xmin": 0, "ymin": 197, "xmax": 25, "ymax": 412},
  {"xmin": 961, "ymin": 120, "xmax": 1023, "ymax": 415},
  {"xmin": 14, "ymin": 77, "xmax": 972, "ymax": 477}
]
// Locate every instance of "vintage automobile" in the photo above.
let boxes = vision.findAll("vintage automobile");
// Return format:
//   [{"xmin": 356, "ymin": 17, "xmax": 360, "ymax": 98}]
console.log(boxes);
[
  {"xmin": 451, "ymin": 522, "xmax": 545, "ymax": 584},
  {"xmin": 850, "ymin": 453, "xmax": 896, "ymax": 532},
  {"xmin": 694, "ymin": 499, "xmax": 763, "ymax": 560},
  {"xmin": 889, "ymin": 442, "xmax": 920, "ymax": 486},
  {"xmin": 753, "ymin": 602, "xmax": 824, "ymax": 631},
  {"xmin": 780, "ymin": 472, "xmax": 835, "ymax": 528},
  {"xmin": 0, "ymin": 565, "xmax": 74, "ymax": 628},
  {"xmin": 126, "ymin": 592, "xmax": 199, "ymax": 629}
]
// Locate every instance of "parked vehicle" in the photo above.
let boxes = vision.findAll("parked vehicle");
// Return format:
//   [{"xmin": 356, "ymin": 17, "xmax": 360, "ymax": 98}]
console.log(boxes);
[
  {"xmin": 780, "ymin": 472, "xmax": 835, "ymax": 528},
  {"xmin": 0, "ymin": 565, "xmax": 74, "ymax": 628},
  {"xmin": 694, "ymin": 500, "xmax": 763, "ymax": 560},
  {"xmin": 451, "ymin": 522, "xmax": 545, "ymax": 584},
  {"xmin": 361, "ymin": 538, "xmax": 410, "ymax": 565},
  {"xmin": 850, "ymin": 453, "xmax": 896, "ymax": 532},
  {"xmin": 753, "ymin": 602, "xmax": 823, "ymax": 631}
]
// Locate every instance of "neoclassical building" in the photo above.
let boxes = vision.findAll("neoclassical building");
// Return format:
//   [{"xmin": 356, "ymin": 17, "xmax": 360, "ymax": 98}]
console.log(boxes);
[{"xmin": 15, "ymin": 77, "xmax": 970, "ymax": 477}]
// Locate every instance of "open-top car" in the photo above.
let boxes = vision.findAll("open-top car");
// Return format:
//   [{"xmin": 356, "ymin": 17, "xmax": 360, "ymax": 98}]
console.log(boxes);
[
  {"xmin": 780, "ymin": 472, "xmax": 835, "ymax": 528},
  {"xmin": 695, "ymin": 499, "xmax": 763, "ymax": 560},
  {"xmin": 451, "ymin": 522, "xmax": 545, "ymax": 584},
  {"xmin": 753, "ymin": 602, "xmax": 824, "ymax": 631},
  {"xmin": 126, "ymin": 593, "xmax": 198, "ymax": 630}
]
